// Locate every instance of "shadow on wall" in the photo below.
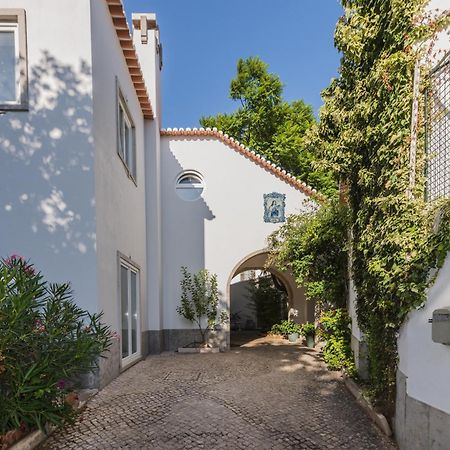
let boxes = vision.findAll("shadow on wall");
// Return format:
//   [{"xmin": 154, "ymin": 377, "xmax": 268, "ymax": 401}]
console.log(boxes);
[
  {"xmin": 0, "ymin": 51, "xmax": 97, "ymax": 311},
  {"xmin": 161, "ymin": 148, "xmax": 219, "ymax": 348}
]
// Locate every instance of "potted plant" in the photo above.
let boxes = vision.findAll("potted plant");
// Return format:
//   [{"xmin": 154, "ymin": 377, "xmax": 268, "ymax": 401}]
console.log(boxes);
[
  {"xmin": 176, "ymin": 267, "xmax": 228, "ymax": 353},
  {"xmin": 301, "ymin": 322, "xmax": 316, "ymax": 348},
  {"xmin": 270, "ymin": 320, "xmax": 302, "ymax": 342}
]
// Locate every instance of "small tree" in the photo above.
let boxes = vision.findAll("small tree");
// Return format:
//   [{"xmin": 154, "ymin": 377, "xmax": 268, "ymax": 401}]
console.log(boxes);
[
  {"xmin": 176, "ymin": 267, "xmax": 227, "ymax": 346},
  {"xmin": 246, "ymin": 273, "xmax": 287, "ymax": 331}
]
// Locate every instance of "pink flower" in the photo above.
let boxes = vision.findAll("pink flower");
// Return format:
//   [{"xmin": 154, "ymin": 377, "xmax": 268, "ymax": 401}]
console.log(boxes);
[
  {"xmin": 111, "ymin": 331, "xmax": 120, "ymax": 340},
  {"xmin": 56, "ymin": 379, "xmax": 67, "ymax": 390},
  {"xmin": 32, "ymin": 319, "xmax": 45, "ymax": 333},
  {"xmin": 4, "ymin": 254, "xmax": 35, "ymax": 275}
]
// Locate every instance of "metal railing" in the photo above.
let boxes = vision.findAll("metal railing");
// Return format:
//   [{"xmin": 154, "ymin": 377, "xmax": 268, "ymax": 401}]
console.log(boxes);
[{"xmin": 426, "ymin": 51, "xmax": 450, "ymax": 201}]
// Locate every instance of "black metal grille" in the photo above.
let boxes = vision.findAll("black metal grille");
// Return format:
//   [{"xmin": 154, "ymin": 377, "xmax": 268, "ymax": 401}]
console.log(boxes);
[{"xmin": 426, "ymin": 52, "xmax": 450, "ymax": 201}]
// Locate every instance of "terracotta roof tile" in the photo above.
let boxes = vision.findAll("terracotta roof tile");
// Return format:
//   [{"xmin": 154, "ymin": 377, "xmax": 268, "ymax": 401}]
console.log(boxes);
[
  {"xmin": 105, "ymin": 0, "xmax": 153, "ymax": 119},
  {"xmin": 160, "ymin": 127, "xmax": 326, "ymax": 202}
]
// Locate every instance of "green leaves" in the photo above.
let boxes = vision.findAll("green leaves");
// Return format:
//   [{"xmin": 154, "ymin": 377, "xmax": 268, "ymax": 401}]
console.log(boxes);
[
  {"xmin": 268, "ymin": 200, "xmax": 349, "ymax": 309},
  {"xmin": 200, "ymin": 56, "xmax": 336, "ymax": 196},
  {"xmin": 177, "ymin": 267, "xmax": 226, "ymax": 345},
  {"xmin": 319, "ymin": 309, "xmax": 355, "ymax": 375},
  {"xmin": 311, "ymin": 0, "xmax": 450, "ymax": 415},
  {"xmin": 0, "ymin": 256, "xmax": 112, "ymax": 433}
]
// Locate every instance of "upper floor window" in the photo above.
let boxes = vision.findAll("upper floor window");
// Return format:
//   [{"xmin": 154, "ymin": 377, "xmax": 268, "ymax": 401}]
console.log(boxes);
[
  {"xmin": 426, "ymin": 52, "xmax": 450, "ymax": 201},
  {"xmin": 0, "ymin": 9, "xmax": 28, "ymax": 110},
  {"xmin": 116, "ymin": 82, "xmax": 136, "ymax": 182}
]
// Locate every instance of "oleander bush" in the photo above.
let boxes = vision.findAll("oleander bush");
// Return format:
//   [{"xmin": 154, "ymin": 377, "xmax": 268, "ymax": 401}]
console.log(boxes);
[{"xmin": 0, "ymin": 255, "xmax": 111, "ymax": 434}]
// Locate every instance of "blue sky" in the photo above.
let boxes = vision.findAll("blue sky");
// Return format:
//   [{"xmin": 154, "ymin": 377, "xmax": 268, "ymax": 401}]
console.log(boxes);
[{"xmin": 123, "ymin": 0, "xmax": 343, "ymax": 128}]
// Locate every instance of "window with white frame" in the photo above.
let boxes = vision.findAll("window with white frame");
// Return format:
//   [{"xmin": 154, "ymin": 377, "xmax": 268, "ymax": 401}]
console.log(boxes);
[
  {"xmin": 175, "ymin": 171, "xmax": 204, "ymax": 201},
  {"xmin": 120, "ymin": 259, "xmax": 140, "ymax": 362},
  {"xmin": 117, "ymin": 83, "xmax": 136, "ymax": 181},
  {"xmin": 0, "ymin": 9, "xmax": 28, "ymax": 110}
]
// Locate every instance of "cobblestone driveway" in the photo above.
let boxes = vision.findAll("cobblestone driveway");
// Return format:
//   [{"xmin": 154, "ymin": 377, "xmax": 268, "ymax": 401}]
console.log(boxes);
[{"xmin": 41, "ymin": 337, "xmax": 396, "ymax": 449}]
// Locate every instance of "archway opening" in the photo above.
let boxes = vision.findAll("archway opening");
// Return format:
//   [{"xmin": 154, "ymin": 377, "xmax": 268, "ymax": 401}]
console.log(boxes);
[
  {"xmin": 230, "ymin": 269, "xmax": 288, "ymax": 346},
  {"xmin": 227, "ymin": 250, "xmax": 314, "ymax": 348}
]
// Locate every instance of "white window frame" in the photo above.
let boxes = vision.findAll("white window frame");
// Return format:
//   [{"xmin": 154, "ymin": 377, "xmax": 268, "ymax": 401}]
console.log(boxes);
[
  {"xmin": 116, "ymin": 80, "xmax": 137, "ymax": 183},
  {"xmin": 119, "ymin": 256, "xmax": 141, "ymax": 368},
  {"xmin": 0, "ymin": 9, "xmax": 28, "ymax": 110},
  {"xmin": 175, "ymin": 170, "xmax": 205, "ymax": 201}
]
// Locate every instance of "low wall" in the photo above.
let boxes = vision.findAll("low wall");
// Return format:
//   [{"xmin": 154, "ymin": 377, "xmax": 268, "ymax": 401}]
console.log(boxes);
[{"xmin": 396, "ymin": 370, "xmax": 450, "ymax": 450}]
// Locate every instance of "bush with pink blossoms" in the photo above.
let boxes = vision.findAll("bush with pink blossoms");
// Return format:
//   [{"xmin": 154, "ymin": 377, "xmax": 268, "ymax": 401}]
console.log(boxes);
[{"xmin": 0, "ymin": 256, "xmax": 111, "ymax": 434}]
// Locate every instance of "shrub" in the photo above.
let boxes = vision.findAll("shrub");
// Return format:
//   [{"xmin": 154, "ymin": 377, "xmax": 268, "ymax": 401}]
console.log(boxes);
[
  {"xmin": 318, "ymin": 308, "xmax": 355, "ymax": 376},
  {"xmin": 177, "ymin": 267, "xmax": 228, "ymax": 346},
  {"xmin": 0, "ymin": 256, "xmax": 112, "ymax": 434},
  {"xmin": 267, "ymin": 200, "xmax": 349, "ymax": 309},
  {"xmin": 269, "ymin": 320, "xmax": 302, "ymax": 337},
  {"xmin": 300, "ymin": 322, "xmax": 315, "ymax": 337}
]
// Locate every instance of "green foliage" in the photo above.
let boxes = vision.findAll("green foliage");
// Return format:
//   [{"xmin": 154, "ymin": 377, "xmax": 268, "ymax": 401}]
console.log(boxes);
[
  {"xmin": 177, "ymin": 267, "xmax": 227, "ymax": 345},
  {"xmin": 300, "ymin": 322, "xmax": 315, "ymax": 337},
  {"xmin": 246, "ymin": 273, "xmax": 287, "ymax": 331},
  {"xmin": 200, "ymin": 57, "xmax": 336, "ymax": 196},
  {"xmin": 0, "ymin": 256, "xmax": 111, "ymax": 434},
  {"xmin": 268, "ymin": 200, "xmax": 349, "ymax": 308},
  {"xmin": 310, "ymin": 0, "xmax": 450, "ymax": 414},
  {"xmin": 318, "ymin": 309, "xmax": 355, "ymax": 376},
  {"xmin": 270, "ymin": 320, "xmax": 302, "ymax": 337}
]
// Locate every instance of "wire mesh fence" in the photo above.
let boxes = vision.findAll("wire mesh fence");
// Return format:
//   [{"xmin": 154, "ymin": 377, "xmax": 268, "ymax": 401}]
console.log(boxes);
[{"xmin": 426, "ymin": 52, "xmax": 450, "ymax": 201}]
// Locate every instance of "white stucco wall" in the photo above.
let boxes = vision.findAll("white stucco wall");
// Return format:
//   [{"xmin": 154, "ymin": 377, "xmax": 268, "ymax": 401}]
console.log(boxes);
[
  {"xmin": 90, "ymin": 1, "xmax": 149, "ymax": 334},
  {"xmin": 398, "ymin": 259, "xmax": 450, "ymax": 413},
  {"xmin": 161, "ymin": 135, "xmax": 314, "ymax": 330},
  {"xmin": 0, "ymin": 0, "xmax": 97, "ymax": 313},
  {"xmin": 133, "ymin": 17, "xmax": 164, "ymax": 335},
  {"xmin": 397, "ymin": 0, "xmax": 450, "ymax": 414}
]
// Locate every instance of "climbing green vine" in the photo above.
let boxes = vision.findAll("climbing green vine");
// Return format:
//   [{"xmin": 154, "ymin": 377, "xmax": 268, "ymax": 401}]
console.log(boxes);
[
  {"xmin": 268, "ymin": 200, "xmax": 349, "ymax": 310},
  {"xmin": 308, "ymin": 0, "xmax": 450, "ymax": 415}
]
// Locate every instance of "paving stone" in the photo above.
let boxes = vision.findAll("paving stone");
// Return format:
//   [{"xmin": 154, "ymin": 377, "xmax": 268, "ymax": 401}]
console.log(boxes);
[{"xmin": 40, "ymin": 339, "xmax": 396, "ymax": 450}]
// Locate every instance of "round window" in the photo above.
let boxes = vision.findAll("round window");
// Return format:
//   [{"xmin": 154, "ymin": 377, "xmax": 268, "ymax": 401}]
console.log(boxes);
[{"xmin": 175, "ymin": 171, "xmax": 204, "ymax": 201}]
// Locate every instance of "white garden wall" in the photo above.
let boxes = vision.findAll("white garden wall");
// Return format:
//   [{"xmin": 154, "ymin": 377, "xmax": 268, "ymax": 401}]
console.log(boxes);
[{"xmin": 160, "ymin": 134, "xmax": 314, "ymax": 341}]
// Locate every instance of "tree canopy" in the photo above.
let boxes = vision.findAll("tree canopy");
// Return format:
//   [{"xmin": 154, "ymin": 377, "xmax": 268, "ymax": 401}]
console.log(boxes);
[{"xmin": 200, "ymin": 57, "xmax": 336, "ymax": 196}]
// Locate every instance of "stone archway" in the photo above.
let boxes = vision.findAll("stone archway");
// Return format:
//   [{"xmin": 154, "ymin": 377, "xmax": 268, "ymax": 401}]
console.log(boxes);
[{"xmin": 226, "ymin": 249, "xmax": 315, "ymax": 348}]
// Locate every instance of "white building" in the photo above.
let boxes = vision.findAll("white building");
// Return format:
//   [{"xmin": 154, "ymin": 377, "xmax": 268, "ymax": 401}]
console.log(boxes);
[
  {"xmin": 4, "ymin": 2, "xmax": 449, "ymax": 447},
  {"xmin": 0, "ymin": 0, "xmax": 316, "ymax": 387}
]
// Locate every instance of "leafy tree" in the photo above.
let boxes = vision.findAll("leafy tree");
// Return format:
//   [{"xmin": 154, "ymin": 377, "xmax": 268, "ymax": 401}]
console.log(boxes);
[
  {"xmin": 246, "ymin": 273, "xmax": 287, "ymax": 331},
  {"xmin": 200, "ymin": 57, "xmax": 336, "ymax": 196},
  {"xmin": 177, "ymin": 267, "xmax": 227, "ymax": 346}
]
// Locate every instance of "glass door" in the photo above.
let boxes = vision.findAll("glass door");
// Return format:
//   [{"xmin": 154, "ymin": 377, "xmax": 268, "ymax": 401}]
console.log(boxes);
[{"xmin": 120, "ymin": 261, "xmax": 140, "ymax": 363}]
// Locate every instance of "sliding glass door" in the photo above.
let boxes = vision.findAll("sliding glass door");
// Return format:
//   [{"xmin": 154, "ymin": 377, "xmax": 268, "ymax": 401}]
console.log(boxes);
[{"xmin": 120, "ymin": 261, "xmax": 140, "ymax": 363}]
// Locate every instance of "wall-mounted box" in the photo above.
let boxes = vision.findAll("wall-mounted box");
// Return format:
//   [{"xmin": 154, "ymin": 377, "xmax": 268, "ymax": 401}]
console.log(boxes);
[{"xmin": 432, "ymin": 308, "xmax": 450, "ymax": 345}]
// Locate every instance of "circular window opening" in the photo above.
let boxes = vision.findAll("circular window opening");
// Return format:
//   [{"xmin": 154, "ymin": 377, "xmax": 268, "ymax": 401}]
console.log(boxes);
[{"xmin": 175, "ymin": 171, "xmax": 204, "ymax": 201}]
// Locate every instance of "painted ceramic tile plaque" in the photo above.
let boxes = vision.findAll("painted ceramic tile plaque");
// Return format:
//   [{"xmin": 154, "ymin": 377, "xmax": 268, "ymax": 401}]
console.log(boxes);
[{"xmin": 264, "ymin": 192, "xmax": 286, "ymax": 223}]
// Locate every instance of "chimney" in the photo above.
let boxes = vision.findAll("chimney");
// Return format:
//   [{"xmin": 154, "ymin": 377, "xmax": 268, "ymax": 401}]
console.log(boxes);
[{"xmin": 132, "ymin": 13, "xmax": 162, "ymax": 124}]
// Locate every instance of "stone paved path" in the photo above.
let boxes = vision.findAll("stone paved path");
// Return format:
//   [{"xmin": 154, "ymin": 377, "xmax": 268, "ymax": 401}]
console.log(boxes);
[{"xmin": 41, "ymin": 337, "xmax": 396, "ymax": 449}]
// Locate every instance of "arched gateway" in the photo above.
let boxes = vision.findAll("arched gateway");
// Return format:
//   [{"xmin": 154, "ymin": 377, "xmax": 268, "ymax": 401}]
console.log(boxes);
[
  {"xmin": 227, "ymin": 249, "xmax": 315, "ymax": 347},
  {"xmin": 159, "ymin": 128, "xmax": 320, "ymax": 351}
]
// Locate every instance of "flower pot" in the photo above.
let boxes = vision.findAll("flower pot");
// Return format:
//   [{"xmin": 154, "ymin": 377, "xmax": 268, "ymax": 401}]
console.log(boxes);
[
  {"xmin": 306, "ymin": 335, "xmax": 315, "ymax": 348},
  {"xmin": 288, "ymin": 332, "xmax": 299, "ymax": 342}
]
